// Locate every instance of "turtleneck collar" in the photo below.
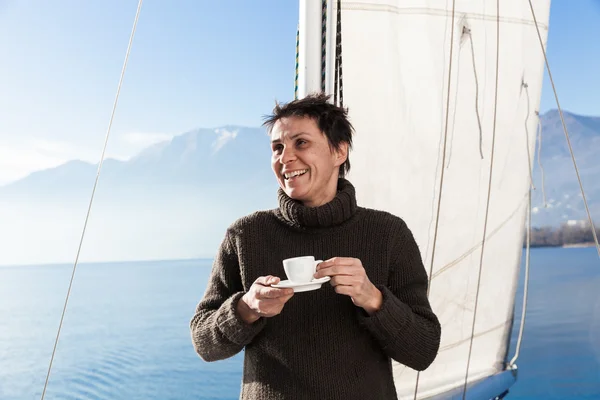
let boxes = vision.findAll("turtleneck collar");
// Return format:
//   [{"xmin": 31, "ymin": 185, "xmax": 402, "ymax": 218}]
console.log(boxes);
[{"xmin": 276, "ymin": 178, "xmax": 358, "ymax": 229}]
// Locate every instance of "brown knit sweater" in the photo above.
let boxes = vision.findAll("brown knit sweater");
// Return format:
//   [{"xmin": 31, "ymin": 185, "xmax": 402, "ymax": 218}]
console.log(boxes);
[{"xmin": 190, "ymin": 179, "xmax": 441, "ymax": 399}]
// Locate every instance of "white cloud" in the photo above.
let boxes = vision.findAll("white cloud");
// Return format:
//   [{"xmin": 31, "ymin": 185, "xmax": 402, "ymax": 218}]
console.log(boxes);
[{"xmin": 211, "ymin": 128, "xmax": 238, "ymax": 154}]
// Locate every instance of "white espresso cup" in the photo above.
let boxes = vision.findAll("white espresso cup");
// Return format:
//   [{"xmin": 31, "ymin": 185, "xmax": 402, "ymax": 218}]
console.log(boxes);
[{"xmin": 282, "ymin": 256, "xmax": 323, "ymax": 283}]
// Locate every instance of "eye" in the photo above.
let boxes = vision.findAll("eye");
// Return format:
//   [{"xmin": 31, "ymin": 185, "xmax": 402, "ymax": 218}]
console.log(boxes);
[
  {"xmin": 296, "ymin": 139, "xmax": 307, "ymax": 147},
  {"xmin": 272, "ymin": 144, "xmax": 283, "ymax": 153}
]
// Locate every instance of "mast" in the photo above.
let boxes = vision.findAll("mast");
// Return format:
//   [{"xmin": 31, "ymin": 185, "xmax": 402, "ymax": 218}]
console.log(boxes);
[{"xmin": 297, "ymin": 0, "xmax": 323, "ymax": 97}]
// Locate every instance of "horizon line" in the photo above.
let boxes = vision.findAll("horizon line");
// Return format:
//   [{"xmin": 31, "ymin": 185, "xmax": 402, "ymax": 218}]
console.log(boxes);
[{"xmin": 0, "ymin": 256, "xmax": 215, "ymax": 269}]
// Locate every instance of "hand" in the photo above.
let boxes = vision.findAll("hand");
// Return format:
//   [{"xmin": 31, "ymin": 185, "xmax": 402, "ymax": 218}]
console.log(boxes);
[
  {"xmin": 314, "ymin": 257, "xmax": 382, "ymax": 315},
  {"xmin": 236, "ymin": 276, "xmax": 294, "ymax": 324}
]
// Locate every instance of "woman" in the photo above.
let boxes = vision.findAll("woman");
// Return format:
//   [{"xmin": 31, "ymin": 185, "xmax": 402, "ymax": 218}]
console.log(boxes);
[{"xmin": 190, "ymin": 93, "xmax": 441, "ymax": 400}]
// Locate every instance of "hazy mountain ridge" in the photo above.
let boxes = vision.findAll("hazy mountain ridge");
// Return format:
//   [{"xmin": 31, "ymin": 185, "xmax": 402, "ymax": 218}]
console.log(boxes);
[
  {"xmin": 0, "ymin": 126, "xmax": 275, "ymax": 199},
  {"xmin": 1, "ymin": 110, "xmax": 598, "ymax": 226},
  {"xmin": 530, "ymin": 109, "xmax": 600, "ymax": 227},
  {"xmin": 0, "ymin": 112, "xmax": 598, "ymax": 265},
  {"xmin": 0, "ymin": 126, "xmax": 279, "ymax": 265}
]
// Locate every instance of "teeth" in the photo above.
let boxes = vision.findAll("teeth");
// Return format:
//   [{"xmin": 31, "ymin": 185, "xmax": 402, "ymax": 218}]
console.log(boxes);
[{"xmin": 284, "ymin": 169, "xmax": 308, "ymax": 179}]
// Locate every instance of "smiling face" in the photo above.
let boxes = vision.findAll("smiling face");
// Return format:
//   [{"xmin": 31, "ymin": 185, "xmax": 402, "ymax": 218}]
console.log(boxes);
[{"xmin": 271, "ymin": 116, "xmax": 348, "ymax": 207}]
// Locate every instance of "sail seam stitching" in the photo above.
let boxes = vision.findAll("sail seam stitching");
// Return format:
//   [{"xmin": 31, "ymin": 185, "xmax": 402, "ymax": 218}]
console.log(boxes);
[
  {"xmin": 431, "ymin": 192, "xmax": 529, "ymax": 280},
  {"xmin": 439, "ymin": 318, "xmax": 511, "ymax": 352},
  {"xmin": 341, "ymin": 3, "xmax": 548, "ymax": 29}
]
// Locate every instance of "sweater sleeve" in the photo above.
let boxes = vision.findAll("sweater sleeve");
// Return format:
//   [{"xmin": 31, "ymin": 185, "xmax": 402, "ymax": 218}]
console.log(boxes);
[
  {"xmin": 357, "ymin": 221, "xmax": 441, "ymax": 371},
  {"xmin": 190, "ymin": 229, "xmax": 267, "ymax": 362}
]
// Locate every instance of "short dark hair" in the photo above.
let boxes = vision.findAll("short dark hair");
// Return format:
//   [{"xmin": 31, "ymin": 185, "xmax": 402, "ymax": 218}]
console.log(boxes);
[{"xmin": 262, "ymin": 93, "xmax": 354, "ymax": 178}]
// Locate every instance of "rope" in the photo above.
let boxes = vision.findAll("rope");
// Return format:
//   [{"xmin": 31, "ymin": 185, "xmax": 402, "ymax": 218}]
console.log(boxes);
[
  {"xmin": 334, "ymin": 0, "xmax": 343, "ymax": 107},
  {"xmin": 535, "ymin": 111, "xmax": 548, "ymax": 207},
  {"xmin": 295, "ymin": 25, "xmax": 299, "ymax": 100},
  {"xmin": 528, "ymin": 0, "xmax": 600, "ymax": 258},
  {"xmin": 509, "ymin": 188, "xmax": 532, "ymax": 367},
  {"xmin": 461, "ymin": 0, "xmax": 500, "ymax": 398},
  {"xmin": 39, "ymin": 1, "xmax": 144, "ymax": 398},
  {"xmin": 465, "ymin": 27, "xmax": 483, "ymax": 159},
  {"xmin": 321, "ymin": 0, "xmax": 327, "ymax": 93},
  {"xmin": 522, "ymin": 81, "xmax": 536, "ymax": 189},
  {"xmin": 413, "ymin": 0, "xmax": 456, "ymax": 398}
]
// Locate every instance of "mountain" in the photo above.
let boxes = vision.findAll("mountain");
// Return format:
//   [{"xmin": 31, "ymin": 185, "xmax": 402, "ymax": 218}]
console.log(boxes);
[
  {"xmin": 0, "ymin": 126, "xmax": 275, "ymax": 199},
  {"xmin": 530, "ymin": 110, "xmax": 600, "ymax": 227},
  {"xmin": 0, "ymin": 112, "xmax": 598, "ymax": 265},
  {"xmin": 0, "ymin": 126, "xmax": 280, "ymax": 266}
]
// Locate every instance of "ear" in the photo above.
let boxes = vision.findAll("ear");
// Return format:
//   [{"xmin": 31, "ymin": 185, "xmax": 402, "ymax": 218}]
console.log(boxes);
[{"xmin": 334, "ymin": 142, "xmax": 348, "ymax": 167}]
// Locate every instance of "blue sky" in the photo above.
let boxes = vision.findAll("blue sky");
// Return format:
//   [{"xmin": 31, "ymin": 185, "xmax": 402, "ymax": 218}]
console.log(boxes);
[{"xmin": 0, "ymin": 0, "xmax": 598, "ymax": 185}]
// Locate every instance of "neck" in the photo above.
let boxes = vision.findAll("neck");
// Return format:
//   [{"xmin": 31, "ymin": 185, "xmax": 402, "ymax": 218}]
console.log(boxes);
[
  {"xmin": 276, "ymin": 177, "xmax": 358, "ymax": 229},
  {"xmin": 302, "ymin": 175, "xmax": 340, "ymax": 207}
]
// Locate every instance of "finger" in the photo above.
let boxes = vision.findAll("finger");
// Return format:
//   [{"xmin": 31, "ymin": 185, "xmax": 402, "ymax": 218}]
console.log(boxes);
[
  {"xmin": 257, "ymin": 286, "xmax": 293, "ymax": 299},
  {"xmin": 315, "ymin": 258, "xmax": 339, "ymax": 270},
  {"xmin": 333, "ymin": 257, "xmax": 359, "ymax": 264},
  {"xmin": 330, "ymin": 275, "xmax": 356, "ymax": 287},
  {"xmin": 314, "ymin": 265, "xmax": 355, "ymax": 279},
  {"xmin": 316, "ymin": 258, "xmax": 337, "ymax": 269},
  {"xmin": 257, "ymin": 287, "xmax": 291, "ymax": 299},
  {"xmin": 316, "ymin": 257, "xmax": 359, "ymax": 271},
  {"xmin": 325, "ymin": 257, "xmax": 357, "ymax": 266},
  {"xmin": 254, "ymin": 275, "xmax": 281, "ymax": 286}
]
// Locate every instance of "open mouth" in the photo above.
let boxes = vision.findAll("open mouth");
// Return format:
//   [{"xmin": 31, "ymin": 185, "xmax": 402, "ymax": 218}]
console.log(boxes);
[{"xmin": 283, "ymin": 169, "xmax": 309, "ymax": 180}]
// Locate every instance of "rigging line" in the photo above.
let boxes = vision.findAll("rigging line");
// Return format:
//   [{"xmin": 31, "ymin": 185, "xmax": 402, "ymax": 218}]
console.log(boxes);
[
  {"xmin": 424, "ymin": 0, "xmax": 450, "ymax": 262},
  {"xmin": 445, "ymin": 29, "xmax": 461, "ymax": 170},
  {"xmin": 466, "ymin": 27, "xmax": 484, "ymax": 159},
  {"xmin": 527, "ymin": 0, "xmax": 600, "ymax": 258},
  {"xmin": 339, "ymin": 0, "xmax": 343, "ymax": 107},
  {"xmin": 321, "ymin": 0, "xmax": 327, "ymax": 93},
  {"xmin": 334, "ymin": 0, "xmax": 343, "ymax": 107},
  {"xmin": 413, "ymin": 0, "xmax": 456, "ymax": 398},
  {"xmin": 461, "ymin": 0, "xmax": 500, "ymax": 398},
  {"xmin": 431, "ymin": 191, "xmax": 528, "ymax": 280},
  {"xmin": 522, "ymin": 81, "xmax": 536, "ymax": 190},
  {"xmin": 39, "ymin": 1, "xmax": 144, "ymax": 399},
  {"xmin": 509, "ymin": 187, "xmax": 532, "ymax": 366},
  {"xmin": 535, "ymin": 111, "xmax": 548, "ymax": 207},
  {"xmin": 439, "ymin": 318, "xmax": 512, "ymax": 352},
  {"xmin": 333, "ymin": 0, "xmax": 340, "ymax": 105},
  {"xmin": 295, "ymin": 25, "xmax": 300, "ymax": 100}
]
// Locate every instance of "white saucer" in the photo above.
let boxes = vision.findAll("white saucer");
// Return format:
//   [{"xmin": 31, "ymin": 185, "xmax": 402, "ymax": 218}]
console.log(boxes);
[{"xmin": 271, "ymin": 276, "xmax": 331, "ymax": 292}]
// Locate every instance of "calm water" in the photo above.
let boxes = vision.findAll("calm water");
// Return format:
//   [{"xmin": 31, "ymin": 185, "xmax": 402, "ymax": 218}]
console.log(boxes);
[{"xmin": 0, "ymin": 247, "xmax": 598, "ymax": 399}]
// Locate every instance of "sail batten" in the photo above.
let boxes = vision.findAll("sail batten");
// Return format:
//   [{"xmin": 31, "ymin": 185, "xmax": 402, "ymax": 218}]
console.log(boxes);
[{"xmin": 297, "ymin": 0, "xmax": 551, "ymax": 398}]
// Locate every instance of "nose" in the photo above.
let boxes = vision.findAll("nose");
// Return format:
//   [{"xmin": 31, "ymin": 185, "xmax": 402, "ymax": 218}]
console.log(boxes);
[{"xmin": 279, "ymin": 145, "xmax": 295, "ymax": 164}]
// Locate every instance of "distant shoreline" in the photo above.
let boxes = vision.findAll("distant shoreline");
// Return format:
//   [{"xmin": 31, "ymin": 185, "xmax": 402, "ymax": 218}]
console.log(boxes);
[
  {"xmin": 527, "ymin": 224, "xmax": 598, "ymax": 248},
  {"xmin": 526, "ymin": 242, "xmax": 596, "ymax": 249},
  {"xmin": 561, "ymin": 242, "xmax": 596, "ymax": 248}
]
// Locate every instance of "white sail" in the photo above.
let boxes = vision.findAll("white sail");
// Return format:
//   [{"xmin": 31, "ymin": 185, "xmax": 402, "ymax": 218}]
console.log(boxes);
[{"xmin": 298, "ymin": 0, "xmax": 551, "ymax": 398}]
